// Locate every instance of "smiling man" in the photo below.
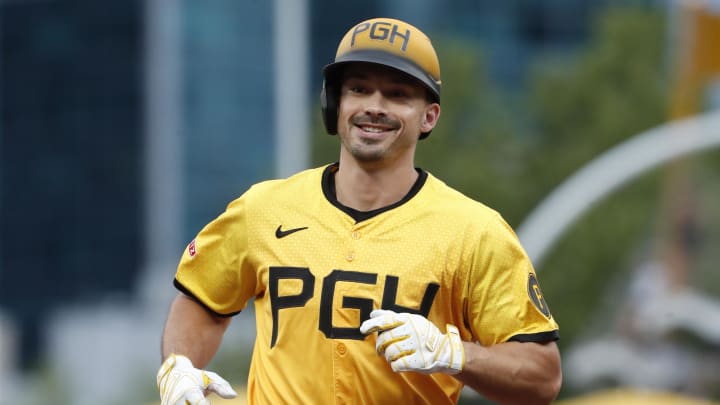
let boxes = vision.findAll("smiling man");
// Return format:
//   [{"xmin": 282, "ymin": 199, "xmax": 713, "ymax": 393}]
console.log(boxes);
[
  {"xmin": 337, "ymin": 63, "xmax": 437, "ymax": 163},
  {"xmin": 156, "ymin": 17, "xmax": 562, "ymax": 405}
]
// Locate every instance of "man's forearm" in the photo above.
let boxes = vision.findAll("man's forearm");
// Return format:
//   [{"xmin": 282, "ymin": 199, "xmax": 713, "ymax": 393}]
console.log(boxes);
[
  {"xmin": 454, "ymin": 341, "xmax": 562, "ymax": 405},
  {"xmin": 161, "ymin": 293, "xmax": 232, "ymax": 368}
]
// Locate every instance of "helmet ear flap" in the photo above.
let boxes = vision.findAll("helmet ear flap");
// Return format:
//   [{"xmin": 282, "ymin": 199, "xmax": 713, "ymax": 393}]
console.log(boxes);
[{"xmin": 320, "ymin": 78, "xmax": 339, "ymax": 135}]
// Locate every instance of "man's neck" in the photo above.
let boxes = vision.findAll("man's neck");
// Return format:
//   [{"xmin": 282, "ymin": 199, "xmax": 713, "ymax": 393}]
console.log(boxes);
[{"xmin": 334, "ymin": 159, "xmax": 419, "ymax": 212}]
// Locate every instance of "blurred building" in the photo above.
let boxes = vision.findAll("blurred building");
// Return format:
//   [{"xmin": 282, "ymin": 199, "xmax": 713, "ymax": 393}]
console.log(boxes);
[
  {"xmin": 0, "ymin": 0, "xmax": 145, "ymax": 368},
  {"xmin": 0, "ymin": 0, "xmax": 276, "ymax": 370}
]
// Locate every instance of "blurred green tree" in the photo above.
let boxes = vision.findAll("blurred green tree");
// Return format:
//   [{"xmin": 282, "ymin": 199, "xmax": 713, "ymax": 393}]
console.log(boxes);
[{"xmin": 525, "ymin": 7, "xmax": 670, "ymax": 352}]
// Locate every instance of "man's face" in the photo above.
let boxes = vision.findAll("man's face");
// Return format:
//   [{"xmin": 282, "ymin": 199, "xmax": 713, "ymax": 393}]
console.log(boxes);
[{"xmin": 336, "ymin": 63, "xmax": 440, "ymax": 165}]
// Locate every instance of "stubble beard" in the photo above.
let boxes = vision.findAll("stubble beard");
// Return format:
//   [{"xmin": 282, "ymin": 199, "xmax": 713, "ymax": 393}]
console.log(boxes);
[{"xmin": 347, "ymin": 137, "xmax": 387, "ymax": 162}]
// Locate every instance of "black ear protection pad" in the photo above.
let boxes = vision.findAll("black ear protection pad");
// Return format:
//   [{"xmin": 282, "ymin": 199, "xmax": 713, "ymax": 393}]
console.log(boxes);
[{"xmin": 320, "ymin": 79, "xmax": 338, "ymax": 135}]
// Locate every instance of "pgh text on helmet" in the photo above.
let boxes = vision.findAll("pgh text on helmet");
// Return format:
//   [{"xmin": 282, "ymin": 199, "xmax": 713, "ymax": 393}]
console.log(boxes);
[{"xmin": 321, "ymin": 18, "xmax": 442, "ymax": 139}]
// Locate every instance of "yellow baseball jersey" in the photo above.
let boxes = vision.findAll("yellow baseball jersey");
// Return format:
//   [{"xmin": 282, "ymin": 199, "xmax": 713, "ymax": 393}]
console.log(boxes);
[{"xmin": 174, "ymin": 163, "xmax": 559, "ymax": 404}]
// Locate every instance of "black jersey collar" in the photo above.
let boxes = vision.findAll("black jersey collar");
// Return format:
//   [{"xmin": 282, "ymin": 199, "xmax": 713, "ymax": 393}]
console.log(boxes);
[{"xmin": 321, "ymin": 163, "xmax": 428, "ymax": 223}]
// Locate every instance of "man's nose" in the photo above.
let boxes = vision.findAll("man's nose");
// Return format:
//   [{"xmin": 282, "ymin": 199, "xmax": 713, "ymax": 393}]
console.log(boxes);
[{"xmin": 362, "ymin": 91, "xmax": 388, "ymax": 116}]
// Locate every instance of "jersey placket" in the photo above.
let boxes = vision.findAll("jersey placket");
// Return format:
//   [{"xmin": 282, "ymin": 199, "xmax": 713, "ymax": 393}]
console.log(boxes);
[
  {"xmin": 332, "ymin": 222, "xmax": 365, "ymax": 404},
  {"xmin": 331, "ymin": 339, "xmax": 353, "ymax": 404}
]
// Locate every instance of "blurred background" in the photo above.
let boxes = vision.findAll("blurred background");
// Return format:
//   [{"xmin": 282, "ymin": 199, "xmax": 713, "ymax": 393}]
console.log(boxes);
[{"xmin": 0, "ymin": 0, "xmax": 719, "ymax": 404}]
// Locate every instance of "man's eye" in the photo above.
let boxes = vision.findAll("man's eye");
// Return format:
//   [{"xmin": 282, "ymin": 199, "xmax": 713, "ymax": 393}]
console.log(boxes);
[{"xmin": 388, "ymin": 89, "xmax": 409, "ymax": 98}]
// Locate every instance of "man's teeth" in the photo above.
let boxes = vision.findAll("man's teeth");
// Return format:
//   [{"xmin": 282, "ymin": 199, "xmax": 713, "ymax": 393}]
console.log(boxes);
[{"xmin": 361, "ymin": 126, "xmax": 385, "ymax": 133}]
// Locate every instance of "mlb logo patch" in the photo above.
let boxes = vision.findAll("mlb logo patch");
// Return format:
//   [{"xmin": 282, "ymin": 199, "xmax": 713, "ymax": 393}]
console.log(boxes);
[{"xmin": 188, "ymin": 239, "xmax": 197, "ymax": 257}]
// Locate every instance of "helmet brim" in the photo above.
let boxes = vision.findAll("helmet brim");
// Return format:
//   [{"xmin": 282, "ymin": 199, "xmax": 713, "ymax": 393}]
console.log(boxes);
[{"xmin": 322, "ymin": 49, "xmax": 440, "ymax": 103}]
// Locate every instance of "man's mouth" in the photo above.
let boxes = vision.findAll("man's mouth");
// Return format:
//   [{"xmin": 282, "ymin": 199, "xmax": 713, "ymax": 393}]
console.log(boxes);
[
  {"xmin": 352, "ymin": 117, "xmax": 400, "ymax": 134},
  {"xmin": 358, "ymin": 124, "xmax": 391, "ymax": 133}
]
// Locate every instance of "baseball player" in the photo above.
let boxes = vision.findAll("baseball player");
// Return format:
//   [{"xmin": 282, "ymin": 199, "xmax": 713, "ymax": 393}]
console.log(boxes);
[{"xmin": 157, "ymin": 17, "xmax": 561, "ymax": 405}]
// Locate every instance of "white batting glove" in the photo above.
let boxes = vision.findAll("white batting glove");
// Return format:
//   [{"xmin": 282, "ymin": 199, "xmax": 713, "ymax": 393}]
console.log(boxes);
[
  {"xmin": 157, "ymin": 354, "xmax": 237, "ymax": 405},
  {"xmin": 360, "ymin": 309, "xmax": 465, "ymax": 375}
]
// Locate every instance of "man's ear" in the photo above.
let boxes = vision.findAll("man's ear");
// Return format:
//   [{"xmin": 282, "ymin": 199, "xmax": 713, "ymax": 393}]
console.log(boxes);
[{"xmin": 420, "ymin": 103, "xmax": 441, "ymax": 133}]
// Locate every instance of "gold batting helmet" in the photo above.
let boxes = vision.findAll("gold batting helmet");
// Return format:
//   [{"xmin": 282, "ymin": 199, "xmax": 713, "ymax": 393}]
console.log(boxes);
[{"xmin": 321, "ymin": 18, "xmax": 442, "ymax": 139}]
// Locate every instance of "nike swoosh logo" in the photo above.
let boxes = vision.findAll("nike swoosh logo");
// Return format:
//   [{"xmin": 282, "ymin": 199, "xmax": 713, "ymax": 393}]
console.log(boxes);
[{"xmin": 275, "ymin": 225, "xmax": 309, "ymax": 239}]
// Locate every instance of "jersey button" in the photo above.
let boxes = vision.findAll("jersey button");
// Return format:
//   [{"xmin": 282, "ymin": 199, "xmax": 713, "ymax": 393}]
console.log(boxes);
[
  {"xmin": 351, "ymin": 231, "xmax": 361, "ymax": 240},
  {"xmin": 345, "ymin": 252, "xmax": 355, "ymax": 262},
  {"xmin": 336, "ymin": 342, "xmax": 347, "ymax": 355}
]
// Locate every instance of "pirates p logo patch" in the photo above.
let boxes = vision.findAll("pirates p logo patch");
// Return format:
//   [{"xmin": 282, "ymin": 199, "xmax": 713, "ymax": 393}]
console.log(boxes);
[{"xmin": 528, "ymin": 273, "xmax": 551, "ymax": 318}]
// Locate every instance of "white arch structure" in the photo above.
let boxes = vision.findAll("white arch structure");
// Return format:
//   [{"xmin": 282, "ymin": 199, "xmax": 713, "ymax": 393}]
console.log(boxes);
[{"xmin": 517, "ymin": 110, "xmax": 720, "ymax": 268}]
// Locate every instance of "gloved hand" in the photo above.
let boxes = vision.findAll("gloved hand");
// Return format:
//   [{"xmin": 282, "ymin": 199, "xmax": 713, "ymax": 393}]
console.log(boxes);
[
  {"xmin": 360, "ymin": 309, "xmax": 465, "ymax": 375},
  {"xmin": 157, "ymin": 354, "xmax": 238, "ymax": 405}
]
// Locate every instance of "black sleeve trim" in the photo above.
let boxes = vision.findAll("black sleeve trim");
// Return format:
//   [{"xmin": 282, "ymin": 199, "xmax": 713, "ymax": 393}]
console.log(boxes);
[
  {"xmin": 173, "ymin": 278, "xmax": 241, "ymax": 318},
  {"xmin": 508, "ymin": 330, "xmax": 560, "ymax": 343}
]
